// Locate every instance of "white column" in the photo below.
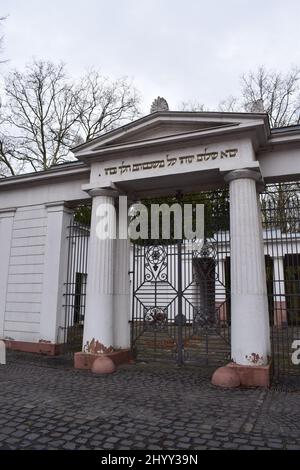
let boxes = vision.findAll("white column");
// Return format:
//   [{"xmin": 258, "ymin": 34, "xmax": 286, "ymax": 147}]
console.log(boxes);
[
  {"xmin": 40, "ymin": 202, "xmax": 73, "ymax": 343},
  {"xmin": 0, "ymin": 208, "xmax": 16, "ymax": 338},
  {"xmin": 113, "ymin": 238, "xmax": 131, "ymax": 349},
  {"xmin": 225, "ymin": 169, "xmax": 270, "ymax": 366},
  {"xmin": 82, "ymin": 188, "xmax": 118, "ymax": 352}
]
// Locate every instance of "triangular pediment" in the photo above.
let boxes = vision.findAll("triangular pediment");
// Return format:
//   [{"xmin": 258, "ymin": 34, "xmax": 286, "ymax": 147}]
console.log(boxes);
[
  {"xmin": 73, "ymin": 111, "xmax": 269, "ymax": 160},
  {"xmin": 105, "ymin": 120, "xmax": 231, "ymax": 145}
]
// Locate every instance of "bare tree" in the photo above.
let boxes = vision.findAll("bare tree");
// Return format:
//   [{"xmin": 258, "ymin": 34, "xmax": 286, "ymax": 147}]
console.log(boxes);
[
  {"xmin": 0, "ymin": 135, "xmax": 15, "ymax": 176},
  {"xmin": 218, "ymin": 95, "xmax": 241, "ymax": 113},
  {"xmin": 0, "ymin": 130, "xmax": 27, "ymax": 177},
  {"xmin": 0, "ymin": 62, "xmax": 141, "ymax": 175},
  {"xmin": 242, "ymin": 66, "xmax": 300, "ymax": 127},
  {"xmin": 74, "ymin": 70, "xmax": 140, "ymax": 142},
  {"xmin": 178, "ymin": 100, "xmax": 207, "ymax": 112},
  {"xmin": 3, "ymin": 60, "xmax": 80, "ymax": 172}
]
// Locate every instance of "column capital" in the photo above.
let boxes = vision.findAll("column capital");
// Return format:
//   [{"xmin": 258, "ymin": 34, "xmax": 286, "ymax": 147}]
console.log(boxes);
[
  {"xmin": 83, "ymin": 186, "xmax": 120, "ymax": 199},
  {"xmin": 224, "ymin": 169, "xmax": 262, "ymax": 184}
]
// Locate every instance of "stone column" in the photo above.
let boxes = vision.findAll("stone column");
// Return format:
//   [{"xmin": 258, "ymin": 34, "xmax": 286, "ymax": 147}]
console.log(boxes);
[
  {"xmin": 113, "ymin": 238, "xmax": 131, "ymax": 349},
  {"xmin": 225, "ymin": 169, "xmax": 270, "ymax": 367},
  {"xmin": 82, "ymin": 188, "xmax": 118, "ymax": 352},
  {"xmin": 0, "ymin": 208, "xmax": 16, "ymax": 338},
  {"xmin": 40, "ymin": 202, "xmax": 73, "ymax": 344}
]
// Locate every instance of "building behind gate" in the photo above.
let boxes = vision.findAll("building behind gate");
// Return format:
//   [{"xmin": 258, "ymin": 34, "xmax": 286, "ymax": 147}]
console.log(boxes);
[{"xmin": 0, "ymin": 106, "xmax": 300, "ymax": 384}]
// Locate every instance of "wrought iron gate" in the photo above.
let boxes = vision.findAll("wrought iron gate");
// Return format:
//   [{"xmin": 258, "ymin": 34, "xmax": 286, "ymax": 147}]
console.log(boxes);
[
  {"xmin": 261, "ymin": 182, "xmax": 300, "ymax": 381},
  {"xmin": 62, "ymin": 219, "xmax": 90, "ymax": 352},
  {"xmin": 131, "ymin": 189, "xmax": 231, "ymax": 366}
]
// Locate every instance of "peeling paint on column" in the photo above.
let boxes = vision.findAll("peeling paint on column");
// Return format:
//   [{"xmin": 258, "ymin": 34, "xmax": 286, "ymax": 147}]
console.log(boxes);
[
  {"xmin": 83, "ymin": 338, "xmax": 114, "ymax": 354},
  {"xmin": 245, "ymin": 353, "xmax": 264, "ymax": 365}
]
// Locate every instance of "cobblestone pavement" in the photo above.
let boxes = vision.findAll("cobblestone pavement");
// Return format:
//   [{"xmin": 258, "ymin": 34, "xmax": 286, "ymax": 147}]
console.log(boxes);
[{"xmin": 0, "ymin": 351, "xmax": 300, "ymax": 450}]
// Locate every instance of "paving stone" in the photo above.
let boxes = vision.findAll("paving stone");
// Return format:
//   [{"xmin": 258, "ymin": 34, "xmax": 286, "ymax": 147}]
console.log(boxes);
[
  {"xmin": 206, "ymin": 440, "xmax": 221, "ymax": 447},
  {"xmin": 1, "ymin": 427, "xmax": 15, "ymax": 435},
  {"xmin": 267, "ymin": 442, "xmax": 284, "ymax": 449},
  {"xmin": 174, "ymin": 429, "xmax": 187, "ymax": 436},
  {"xmin": 105, "ymin": 436, "xmax": 120, "ymax": 444},
  {"xmin": 193, "ymin": 438, "xmax": 207, "ymax": 445},
  {"xmin": 18, "ymin": 440, "xmax": 33, "ymax": 448},
  {"xmin": 222, "ymin": 442, "xmax": 239, "ymax": 449},
  {"xmin": 5, "ymin": 438, "xmax": 20, "ymax": 445},
  {"xmin": 75, "ymin": 438, "xmax": 88, "ymax": 444},
  {"xmin": 12, "ymin": 430, "xmax": 27, "ymax": 438},
  {"xmin": 63, "ymin": 434, "xmax": 77, "ymax": 441},
  {"xmin": 25, "ymin": 433, "xmax": 40, "ymax": 441},
  {"xmin": 90, "ymin": 440, "xmax": 102, "ymax": 446},
  {"xmin": 201, "ymin": 433, "xmax": 214, "ymax": 439},
  {"xmin": 238, "ymin": 445, "xmax": 256, "ymax": 450},
  {"xmin": 31, "ymin": 445, "xmax": 46, "ymax": 450},
  {"xmin": 120, "ymin": 440, "xmax": 134, "ymax": 446},
  {"xmin": 178, "ymin": 436, "xmax": 191, "ymax": 443},
  {"xmin": 50, "ymin": 440, "xmax": 65, "ymax": 447},
  {"xmin": 63, "ymin": 442, "xmax": 77, "ymax": 450},
  {"xmin": 140, "ymin": 430, "xmax": 153, "ymax": 437},
  {"xmin": 177, "ymin": 442, "xmax": 191, "ymax": 449},
  {"xmin": 35, "ymin": 437, "xmax": 50, "ymax": 444},
  {"xmin": 251, "ymin": 439, "xmax": 265, "ymax": 446},
  {"xmin": 0, "ymin": 351, "xmax": 299, "ymax": 451},
  {"xmin": 102, "ymin": 442, "xmax": 115, "ymax": 449},
  {"xmin": 162, "ymin": 440, "xmax": 175, "ymax": 447},
  {"xmin": 133, "ymin": 442, "xmax": 146, "ymax": 449},
  {"xmin": 233, "ymin": 438, "xmax": 248, "ymax": 444}
]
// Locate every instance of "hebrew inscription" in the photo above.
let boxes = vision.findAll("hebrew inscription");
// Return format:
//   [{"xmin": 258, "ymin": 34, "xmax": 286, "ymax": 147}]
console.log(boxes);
[{"xmin": 103, "ymin": 148, "xmax": 238, "ymax": 177}]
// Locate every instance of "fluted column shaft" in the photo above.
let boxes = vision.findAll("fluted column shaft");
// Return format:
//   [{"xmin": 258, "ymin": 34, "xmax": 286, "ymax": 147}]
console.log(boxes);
[
  {"xmin": 113, "ymin": 196, "xmax": 131, "ymax": 348},
  {"xmin": 83, "ymin": 189, "xmax": 117, "ymax": 351},
  {"xmin": 113, "ymin": 238, "xmax": 131, "ymax": 348},
  {"xmin": 225, "ymin": 169, "xmax": 270, "ymax": 366}
]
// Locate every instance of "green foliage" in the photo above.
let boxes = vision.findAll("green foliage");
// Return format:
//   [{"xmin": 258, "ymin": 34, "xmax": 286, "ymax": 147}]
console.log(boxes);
[
  {"xmin": 72, "ymin": 189, "xmax": 230, "ymax": 243},
  {"xmin": 74, "ymin": 205, "xmax": 92, "ymax": 226},
  {"xmin": 132, "ymin": 189, "xmax": 230, "ymax": 244},
  {"xmin": 261, "ymin": 182, "xmax": 300, "ymax": 233}
]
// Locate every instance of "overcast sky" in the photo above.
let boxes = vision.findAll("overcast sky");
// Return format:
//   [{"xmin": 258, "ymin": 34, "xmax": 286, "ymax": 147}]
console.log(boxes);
[{"xmin": 1, "ymin": 0, "xmax": 300, "ymax": 113}]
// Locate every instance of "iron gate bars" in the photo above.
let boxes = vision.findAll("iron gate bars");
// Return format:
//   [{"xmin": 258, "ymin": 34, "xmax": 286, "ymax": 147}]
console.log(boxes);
[
  {"xmin": 63, "ymin": 219, "xmax": 90, "ymax": 352},
  {"xmin": 261, "ymin": 182, "xmax": 300, "ymax": 381},
  {"xmin": 131, "ymin": 189, "xmax": 231, "ymax": 366}
]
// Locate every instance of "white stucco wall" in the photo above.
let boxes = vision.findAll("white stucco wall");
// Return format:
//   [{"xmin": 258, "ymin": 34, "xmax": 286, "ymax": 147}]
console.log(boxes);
[
  {"xmin": 3, "ymin": 205, "xmax": 47, "ymax": 342},
  {"xmin": 259, "ymin": 147, "xmax": 300, "ymax": 182},
  {"xmin": 1, "ymin": 202, "xmax": 75, "ymax": 345}
]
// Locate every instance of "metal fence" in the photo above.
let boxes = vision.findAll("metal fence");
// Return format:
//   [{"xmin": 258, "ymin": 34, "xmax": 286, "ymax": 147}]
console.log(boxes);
[
  {"xmin": 261, "ymin": 182, "xmax": 300, "ymax": 380},
  {"xmin": 131, "ymin": 189, "xmax": 231, "ymax": 367},
  {"xmin": 59, "ymin": 185, "xmax": 300, "ymax": 381},
  {"xmin": 131, "ymin": 184, "xmax": 300, "ymax": 380},
  {"xmin": 62, "ymin": 219, "xmax": 90, "ymax": 352}
]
